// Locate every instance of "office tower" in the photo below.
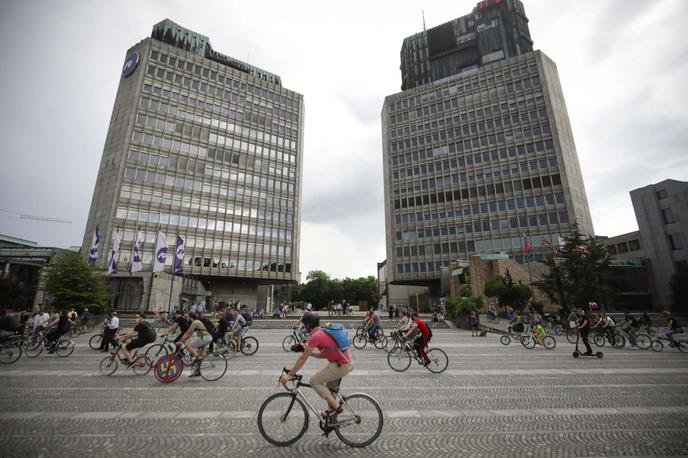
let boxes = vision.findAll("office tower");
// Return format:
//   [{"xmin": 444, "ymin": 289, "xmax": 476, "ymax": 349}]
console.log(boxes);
[
  {"xmin": 82, "ymin": 19, "xmax": 303, "ymax": 309},
  {"xmin": 631, "ymin": 179, "xmax": 688, "ymax": 309},
  {"xmin": 382, "ymin": 0, "xmax": 593, "ymax": 288}
]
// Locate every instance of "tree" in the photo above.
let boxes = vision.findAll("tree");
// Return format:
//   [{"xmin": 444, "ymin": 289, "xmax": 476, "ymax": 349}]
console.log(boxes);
[
  {"xmin": 535, "ymin": 229, "xmax": 614, "ymax": 316},
  {"xmin": 483, "ymin": 271, "xmax": 532, "ymax": 311},
  {"xmin": 447, "ymin": 284, "xmax": 485, "ymax": 319},
  {"xmin": 670, "ymin": 270, "xmax": 688, "ymax": 313},
  {"xmin": 44, "ymin": 252, "xmax": 109, "ymax": 312}
]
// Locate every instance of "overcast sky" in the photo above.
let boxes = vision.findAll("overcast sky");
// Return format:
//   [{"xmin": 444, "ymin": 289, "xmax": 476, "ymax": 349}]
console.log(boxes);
[{"xmin": 1, "ymin": 0, "xmax": 687, "ymax": 280}]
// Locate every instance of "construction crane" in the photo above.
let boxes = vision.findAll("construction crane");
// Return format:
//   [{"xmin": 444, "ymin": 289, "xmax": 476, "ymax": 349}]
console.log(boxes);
[{"xmin": 0, "ymin": 208, "xmax": 72, "ymax": 224}]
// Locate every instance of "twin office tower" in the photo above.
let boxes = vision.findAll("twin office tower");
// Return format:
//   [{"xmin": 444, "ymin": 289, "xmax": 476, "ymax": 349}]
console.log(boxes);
[{"xmin": 84, "ymin": 0, "xmax": 592, "ymax": 307}]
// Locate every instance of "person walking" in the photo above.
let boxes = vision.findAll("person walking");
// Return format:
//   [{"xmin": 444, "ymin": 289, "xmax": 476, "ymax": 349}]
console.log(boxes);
[
  {"xmin": 99, "ymin": 312, "xmax": 119, "ymax": 352},
  {"xmin": 470, "ymin": 311, "xmax": 479, "ymax": 337}
]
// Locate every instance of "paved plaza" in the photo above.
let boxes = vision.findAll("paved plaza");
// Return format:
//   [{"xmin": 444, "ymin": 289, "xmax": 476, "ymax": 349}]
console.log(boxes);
[{"xmin": 1, "ymin": 326, "xmax": 688, "ymax": 457}]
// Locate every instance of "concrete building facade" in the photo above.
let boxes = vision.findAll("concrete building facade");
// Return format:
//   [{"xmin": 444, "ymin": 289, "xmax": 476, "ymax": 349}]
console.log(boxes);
[
  {"xmin": 382, "ymin": 1, "xmax": 593, "ymax": 291},
  {"xmin": 82, "ymin": 19, "xmax": 303, "ymax": 311},
  {"xmin": 631, "ymin": 179, "xmax": 688, "ymax": 309}
]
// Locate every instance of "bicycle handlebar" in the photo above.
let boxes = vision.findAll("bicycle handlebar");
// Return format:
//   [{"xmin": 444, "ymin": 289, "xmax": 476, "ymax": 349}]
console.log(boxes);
[{"xmin": 281, "ymin": 367, "xmax": 303, "ymax": 381}]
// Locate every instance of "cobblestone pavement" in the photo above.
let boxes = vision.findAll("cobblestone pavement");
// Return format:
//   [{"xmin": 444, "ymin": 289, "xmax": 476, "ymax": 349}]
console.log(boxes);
[{"xmin": 1, "ymin": 328, "xmax": 688, "ymax": 457}]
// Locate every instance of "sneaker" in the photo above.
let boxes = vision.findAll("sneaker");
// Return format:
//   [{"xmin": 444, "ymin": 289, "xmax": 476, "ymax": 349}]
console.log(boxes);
[
  {"xmin": 188, "ymin": 371, "xmax": 200, "ymax": 378},
  {"xmin": 321, "ymin": 405, "xmax": 343, "ymax": 419},
  {"xmin": 422, "ymin": 359, "xmax": 431, "ymax": 367}
]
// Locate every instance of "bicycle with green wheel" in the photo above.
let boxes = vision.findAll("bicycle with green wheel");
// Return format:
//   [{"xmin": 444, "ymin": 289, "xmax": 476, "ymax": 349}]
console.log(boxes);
[{"xmin": 257, "ymin": 368, "xmax": 383, "ymax": 447}]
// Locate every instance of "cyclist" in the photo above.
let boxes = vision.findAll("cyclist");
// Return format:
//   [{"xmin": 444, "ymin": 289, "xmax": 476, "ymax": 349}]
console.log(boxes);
[
  {"xmin": 487, "ymin": 303, "xmax": 498, "ymax": 321},
  {"xmin": 621, "ymin": 311, "xmax": 640, "ymax": 347},
  {"xmin": 118, "ymin": 313, "xmax": 155, "ymax": 365},
  {"xmin": 665, "ymin": 313, "xmax": 681, "ymax": 347},
  {"xmin": 280, "ymin": 313, "xmax": 353, "ymax": 419},
  {"xmin": 160, "ymin": 310, "xmax": 189, "ymax": 345},
  {"xmin": 366, "ymin": 308, "xmax": 381, "ymax": 343},
  {"xmin": 229, "ymin": 308, "xmax": 248, "ymax": 352},
  {"xmin": 509, "ymin": 310, "xmax": 524, "ymax": 335},
  {"xmin": 44, "ymin": 310, "xmax": 74, "ymax": 353},
  {"xmin": 175, "ymin": 312, "xmax": 213, "ymax": 377},
  {"xmin": 594, "ymin": 313, "xmax": 616, "ymax": 343},
  {"xmin": 80, "ymin": 308, "xmax": 91, "ymax": 332},
  {"xmin": 402, "ymin": 312, "xmax": 432, "ymax": 366}
]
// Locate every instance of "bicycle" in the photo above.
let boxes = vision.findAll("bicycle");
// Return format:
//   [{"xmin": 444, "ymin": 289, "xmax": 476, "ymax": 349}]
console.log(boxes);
[
  {"xmin": 257, "ymin": 368, "xmax": 383, "ymax": 447},
  {"xmin": 387, "ymin": 336, "xmax": 448, "ymax": 373},
  {"xmin": 214, "ymin": 332, "xmax": 259, "ymax": 356},
  {"xmin": 0, "ymin": 335, "xmax": 23, "ymax": 364},
  {"xmin": 650, "ymin": 331, "xmax": 687, "ymax": 353},
  {"xmin": 144, "ymin": 334, "xmax": 178, "ymax": 364},
  {"xmin": 520, "ymin": 327, "xmax": 556, "ymax": 350},
  {"xmin": 88, "ymin": 325, "xmax": 109, "ymax": 350},
  {"xmin": 282, "ymin": 325, "xmax": 308, "ymax": 352},
  {"xmin": 153, "ymin": 343, "xmax": 227, "ymax": 383},
  {"xmin": 499, "ymin": 325, "xmax": 525, "ymax": 345},
  {"xmin": 25, "ymin": 334, "xmax": 75, "ymax": 358},
  {"xmin": 592, "ymin": 326, "xmax": 625, "ymax": 349},
  {"xmin": 384, "ymin": 330, "xmax": 404, "ymax": 353},
  {"xmin": 617, "ymin": 326, "xmax": 652, "ymax": 350},
  {"xmin": 99, "ymin": 344, "xmax": 152, "ymax": 376},
  {"xmin": 352, "ymin": 328, "xmax": 387, "ymax": 350}
]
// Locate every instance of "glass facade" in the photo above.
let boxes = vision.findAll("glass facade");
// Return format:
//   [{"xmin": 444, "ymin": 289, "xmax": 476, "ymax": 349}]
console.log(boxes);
[
  {"xmin": 382, "ymin": 50, "xmax": 593, "ymax": 283},
  {"xmin": 83, "ymin": 22, "xmax": 302, "ymax": 285}
]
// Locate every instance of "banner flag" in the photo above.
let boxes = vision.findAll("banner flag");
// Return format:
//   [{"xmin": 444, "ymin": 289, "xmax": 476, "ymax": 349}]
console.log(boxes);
[
  {"xmin": 153, "ymin": 231, "xmax": 168, "ymax": 273},
  {"xmin": 129, "ymin": 231, "xmax": 144, "ymax": 273},
  {"xmin": 108, "ymin": 231, "xmax": 121, "ymax": 275},
  {"xmin": 173, "ymin": 235, "xmax": 184, "ymax": 275},
  {"xmin": 87, "ymin": 228, "xmax": 101, "ymax": 264}
]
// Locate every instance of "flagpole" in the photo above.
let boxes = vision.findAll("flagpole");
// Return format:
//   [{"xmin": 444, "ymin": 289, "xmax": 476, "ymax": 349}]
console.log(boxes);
[
  {"xmin": 145, "ymin": 225, "xmax": 161, "ymax": 312},
  {"xmin": 167, "ymin": 270, "xmax": 175, "ymax": 314}
]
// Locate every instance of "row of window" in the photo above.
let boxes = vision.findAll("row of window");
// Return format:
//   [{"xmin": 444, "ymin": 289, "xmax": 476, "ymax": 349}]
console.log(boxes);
[
  {"xmin": 606, "ymin": 239, "xmax": 641, "ymax": 255},
  {"xmin": 394, "ymin": 192, "xmax": 565, "ymax": 225},
  {"xmin": 114, "ymin": 229, "xmax": 292, "ymax": 258},
  {"xmin": 145, "ymin": 61, "xmax": 298, "ymax": 126},
  {"xmin": 115, "ymin": 251, "xmax": 292, "ymax": 274},
  {"xmin": 142, "ymin": 84, "xmax": 298, "ymax": 163},
  {"xmin": 123, "ymin": 165, "xmax": 294, "ymax": 210},
  {"xmin": 393, "ymin": 173, "xmax": 563, "ymax": 209},
  {"xmin": 150, "ymin": 49, "xmax": 297, "ymax": 110},
  {"xmin": 115, "ymin": 206, "xmax": 293, "ymax": 241},
  {"xmin": 389, "ymin": 59, "xmax": 539, "ymax": 113},
  {"xmin": 119, "ymin": 184, "xmax": 294, "ymax": 225},
  {"xmin": 395, "ymin": 211, "xmax": 569, "ymax": 242},
  {"xmin": 138, "ymin": 98, "xmax": 297, "ymax": 152}
]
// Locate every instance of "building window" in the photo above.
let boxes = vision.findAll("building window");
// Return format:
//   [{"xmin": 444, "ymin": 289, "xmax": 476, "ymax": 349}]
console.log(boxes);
[
  {"xmin": 629, "ymin": 239, "xmax": 641, "ymax": 251},
  {"xmin": 656, "ymin": 189, "xmax": 668, "ymax": 200},
  {"xmin": 676, "ymin": 260, "xmax": 688, "ymax": 272},
  {"xmin": 607, "ymin": 245, "xmax": 617, "ymax": 255},
  {"xmin": 668, "ymin": 233, "xmax": 684, "ymax": 250},
  {"xmin": 617, "ymin": 243, "xmax": 628, "ymax": 254},
  {"xmin": 661, "ymin": 208, "xmax": 676, "ymax": 224}
]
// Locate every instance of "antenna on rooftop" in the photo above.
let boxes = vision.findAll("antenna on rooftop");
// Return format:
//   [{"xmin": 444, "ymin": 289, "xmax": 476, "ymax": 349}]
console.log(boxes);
[{"xmin": 422, "ymin": 10, "xmax": 427, "ymax": 32}]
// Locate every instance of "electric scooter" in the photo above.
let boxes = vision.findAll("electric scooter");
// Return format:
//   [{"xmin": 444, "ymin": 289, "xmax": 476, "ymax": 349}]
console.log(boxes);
[{"xmin": 572, "ymin": 331, "xmax": 603, "ymax": 358}]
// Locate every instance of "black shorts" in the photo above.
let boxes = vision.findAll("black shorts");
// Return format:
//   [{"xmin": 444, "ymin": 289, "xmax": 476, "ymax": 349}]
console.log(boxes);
[{"xmin": 126, "ymin": 338, "xmax": 145, "ymax": 351}]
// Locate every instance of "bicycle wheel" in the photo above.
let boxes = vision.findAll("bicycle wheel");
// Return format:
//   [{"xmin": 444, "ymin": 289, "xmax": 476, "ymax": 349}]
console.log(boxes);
[
  {"xmin": 0, "ymin": 344, "xmax": 22, "ymax": 364},
  {"xmin": 593, "ymin": 334, "xmax": 605, "ymax": 347},
  {"xmin": 352, "ymin": 335, "xmax": 367, "ymax": 350},
  {"xmin": 425, "ymin": 348, "xmax": 448, "ymax": 373},
  {"xmin": 99, "ymin": 356, "xmax": 118, "ymax": 376},
  {"xmin": 612, "ymin": 334, "xmax": 626, "ymax": 349},
  {"xmin": 373, "ymin": 335, "xmax": 388, "ymax": 350},
  {"xmin": 199, "ymin": 353, "xmax": 227, "ymax": 381},
  {"xmin": 282, "ymin": 335, "xmax": 296, "ymax": 352},
  {"xmin": 374, "ymin": 328, "xmax": 385, "ymax": 340},
  {"xmin": 500, "ymin": 335, "xmax": 511, "ymax": 345},
  {"xmin": 89, "ymin": 334, "xmax": 103, "ymax": 350},
  {"xmin": 25, "ymin": 340, "xmax": 43, "ymax": 358},
  {"xmin": 257, "ymin": 392, "xmax": 309, "ymax": 447},
  {"xmin": 543, "ymin": 336, "xmax": 556, "ymax": 350},
  {"xmin": 335, "ymin": 393, "xmax": 384, "ymax": 447},
  {"xmin": 69, "ymin": 327, "xmax": 81, "ymax": 338},
  {"xmin": 566, "ymin": 330, "xmax": 578, "ymax": 344},
  {"xmin": 635, "ymin": 333, "xmax": 651, "ymax": 350},
  {"xmin": 552, "ymin": 325, "xmax": 564, "ymax": 336},
  {"xmin": 387, "ymin": 347, "xmax": 411, "ymax": 372},
  {"xmin": 145, "ymin": 343, "xmax": 170, "ymax": 364},
  {"xmin": 55, "ymin": 339, "xmax": 75, "ymax": 357},
  {"xmin": 355, "ymin": 327, "xmax": 366, "ymax": 338},
  {"xmin": 132, "ymin": 356, "xmax": 153, "ymax": 376},
  {"xmin": 651, "ymin": 340, "xmax": 663, "ymax": 352},
  {"xmin": 676, "ymin": 341, "xmax": 687, "ymax": 353},
  {"xmin": 154, "ymin": 354, "xmax": 183, "ymax": 383},
  {"xmin": 240, "ymin": 337, "xmax": 259, "ymax": 356},
  {"xmin": 521, "ymin": 336, "xmax": 535, "ymax": 349}
]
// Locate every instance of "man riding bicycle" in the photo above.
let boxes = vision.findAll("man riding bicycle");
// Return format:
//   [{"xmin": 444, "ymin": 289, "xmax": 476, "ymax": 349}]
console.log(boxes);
[
  {"xmin": 365, "ymin": 308, "xmax": 381, "ymax": 342},
  {"xmin": 118, "ymin": 313, "xmax": 155, "ymax": 365},
  {"xmin": 280, "ymin": 313, "xmax": 353, "ymax": 419},
  {"xmin": 402, "ymin": 312, "xmax": 432, "ymax": 366},
  {"xmin": 175, "ymin": 312, "xmax": 213, "ymax": 377}
]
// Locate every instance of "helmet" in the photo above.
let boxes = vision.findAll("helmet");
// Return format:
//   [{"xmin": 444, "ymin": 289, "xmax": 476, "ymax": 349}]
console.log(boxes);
[{"xmin": 301, "ymin": 312, "xmax": 320, "ymax": 331}]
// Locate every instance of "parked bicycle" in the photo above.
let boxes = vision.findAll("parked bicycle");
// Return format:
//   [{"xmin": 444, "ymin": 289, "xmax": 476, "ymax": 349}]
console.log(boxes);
[
  {"xmin": 153, "ymin": 342, "xmax": 227, "ymax": 383},
  {"xmin": 99, "ymin": 344, "xmax": 152, "ymax": 376},
  {"xmin": 387, "ymin": 336, "xmax": 448, "ymax": 373},
  {"xmin": 257, "ymin": 368, "xmax": 383, "ymax": 447}
]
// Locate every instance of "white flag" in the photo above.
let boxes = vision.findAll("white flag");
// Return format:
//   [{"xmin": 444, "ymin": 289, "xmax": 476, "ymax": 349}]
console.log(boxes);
[
  {"xmin": 87, "ymin": 229, "xmax": 101, "ymax": 264},
  {"xmin": 108, "ymin": 231, "xmax": 121, "ymax": 275},
  {"xmin": 129, "ymin": 231, "xmax": 144, "ymax": 273},
  {"xmin": 153, "ymin": 230, "xmax": 168, "ymax": 273}
]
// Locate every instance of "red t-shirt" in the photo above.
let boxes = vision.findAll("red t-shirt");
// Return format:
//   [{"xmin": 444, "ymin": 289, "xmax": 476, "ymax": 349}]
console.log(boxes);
[
  {"xmin": 415, "ymin": 319, "xmax": 431, "ymax": 339},
  {"xmin": 307, "ymin": 329, "xmax": 352, "ymax": 365}
]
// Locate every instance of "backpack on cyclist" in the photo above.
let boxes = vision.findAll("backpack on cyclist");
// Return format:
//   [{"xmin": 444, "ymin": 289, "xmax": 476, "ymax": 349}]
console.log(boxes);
[
  {"xmin": 319, "ymin": 322, "xmax": 350, "ymax": 352},
  {"xmin": 140, "ymin": 321, "xmax": 157, "ymax": 344},
  {"xmin": 241, "ymin": 312, "xmax": 253, "ymax": 326},
  {"xmin": 198, "ymin": 316, "xmax": 219, "ymax": 342}
]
